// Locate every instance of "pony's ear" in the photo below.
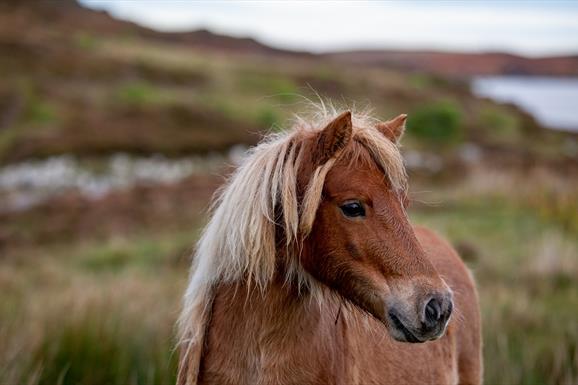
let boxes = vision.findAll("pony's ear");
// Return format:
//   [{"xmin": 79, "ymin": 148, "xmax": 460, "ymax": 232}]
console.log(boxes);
[
  {"xmin": 314, "ymin": 111, "xmax": 353, "ymax": 166},
  {"xmin": 376, "ymin": 114, "xmax": 407, "ymax": 143}
]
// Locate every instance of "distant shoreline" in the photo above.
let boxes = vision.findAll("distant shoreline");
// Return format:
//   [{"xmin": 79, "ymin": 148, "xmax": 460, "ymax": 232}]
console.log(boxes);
[{"xmin": 472, "ymin": 76, "xmax": 578, "ymax": 133}]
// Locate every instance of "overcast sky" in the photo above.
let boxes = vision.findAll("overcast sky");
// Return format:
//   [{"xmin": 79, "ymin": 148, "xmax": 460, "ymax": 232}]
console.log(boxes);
[{"xmin": 80, "ymin": 1, "xmax": 578, "ymax": 57}]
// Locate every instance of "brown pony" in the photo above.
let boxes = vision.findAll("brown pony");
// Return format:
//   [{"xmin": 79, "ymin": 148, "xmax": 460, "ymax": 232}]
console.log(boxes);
[{"xmin": 177, "ymin": 107, "xmax": 482, "ymax": 385}]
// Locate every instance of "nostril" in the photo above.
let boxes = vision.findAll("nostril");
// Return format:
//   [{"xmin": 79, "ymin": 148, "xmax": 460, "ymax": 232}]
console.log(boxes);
[
  {"xmin": 446, "ymin": 300, "xmax": 453, "ymax": 320},
  {"xmin": 425, "ymin": 297, "xmax": 442, "ymax": 323}
]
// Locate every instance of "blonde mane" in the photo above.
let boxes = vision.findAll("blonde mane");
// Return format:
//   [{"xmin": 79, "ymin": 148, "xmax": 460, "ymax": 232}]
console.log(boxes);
[{"xmin": 177, "ymin": 105, "xmax": 407, "ymax": 384}]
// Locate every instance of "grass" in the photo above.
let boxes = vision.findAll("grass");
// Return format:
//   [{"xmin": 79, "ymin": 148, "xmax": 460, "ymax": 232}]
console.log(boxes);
[
  {"xmin": 1, "ymin": 165, "xmax": 577, "ymax": 384},
  {"xmin": 410, "ymin": 169, "xmax": 578, "ymax": 384},
  {"xmin": 2, "ymin": 281, "xmax": 181, "ymax": 385},
  {"xmin": 0, "ymin": 232, "xmax": 190, "ymax": 385},
  {"xmin": 32, "ymin": 305, "xmax": 177, "ymax": 385},
  {"xmin": 236, "ymin": 71, "xmax": 298, "ymax": 101},
  {"xmin": 72, "ymin": 32, "xmax": 99, "ymax": 51},
  {"xmin": 115, "ymin": 81, "xmax": 161, "ymax": 107},
  {"xmin": 478, "ymin": 105, "xmax": 522, "ymax": 141}
]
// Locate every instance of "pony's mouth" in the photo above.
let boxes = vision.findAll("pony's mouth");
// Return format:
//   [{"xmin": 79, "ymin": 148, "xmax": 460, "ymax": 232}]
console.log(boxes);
[{"xmin": 388, "ymin": 312, "xmax": 422, "ymax": 343}]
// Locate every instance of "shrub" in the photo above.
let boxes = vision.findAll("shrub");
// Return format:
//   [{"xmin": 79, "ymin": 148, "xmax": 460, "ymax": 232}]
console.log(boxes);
[
  {"xmin": 27, "ymin": 101, "xmax": 57, "ymax": 124},
  {"xmin": 73, "ymin": 33, "xmax": 98, "ymax": 50},
  {"xmin": 116, "ymin": 82, "xmax": 158, "ymax": 106},
  {"xmin": 257, "ymin": 106, "xmax": 281, "ymax": 130},
  {"xmin": 407, "ymin": 101, "xmax": 463, "ymax": 144},
  {"xmin": 237, "ymin": 73, "xmax": 297, "ymax": 101}
]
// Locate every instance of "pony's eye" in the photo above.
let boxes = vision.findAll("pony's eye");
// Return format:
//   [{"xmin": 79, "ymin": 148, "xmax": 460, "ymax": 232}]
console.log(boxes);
[{"xmin": 340, "ymin": 201, "xmax": 365, "ymax": 218}]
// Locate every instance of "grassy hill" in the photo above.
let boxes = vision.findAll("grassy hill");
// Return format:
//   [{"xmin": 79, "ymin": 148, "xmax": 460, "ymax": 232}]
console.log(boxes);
[{"xmin": 1, "ymin": 0, "xmax": 576, "ymax": 170}]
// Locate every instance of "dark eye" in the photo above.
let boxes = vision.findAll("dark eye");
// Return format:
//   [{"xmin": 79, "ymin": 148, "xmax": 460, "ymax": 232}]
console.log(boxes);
[{"xmin": 340, "ymin": 201, "xmax": 366, "ymax": 218}]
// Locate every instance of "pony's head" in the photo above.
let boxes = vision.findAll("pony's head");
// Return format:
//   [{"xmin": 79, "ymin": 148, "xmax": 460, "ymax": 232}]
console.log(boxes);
[
  {"xmin": 297, "ymin": 111, "xmax": 453, "ymax": 343},
  {"xmin": 180, "ymin": 107, "xmax": 453, "ymax": 359}
]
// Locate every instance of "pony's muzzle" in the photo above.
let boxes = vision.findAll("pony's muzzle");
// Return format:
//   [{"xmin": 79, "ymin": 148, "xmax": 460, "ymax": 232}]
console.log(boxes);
[
  {"xmin": 420, "ymin": 293, "xmax": 453, "ymax": 339},
  {"xmin": 386, "ymin": 289, "xmax": 453, "ymax": 344}
]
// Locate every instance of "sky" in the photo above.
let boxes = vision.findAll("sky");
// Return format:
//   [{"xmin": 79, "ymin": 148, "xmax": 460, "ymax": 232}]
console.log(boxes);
[{"xmin": 79, "ymin": 1, "xmax": 578, "ymax": 57}]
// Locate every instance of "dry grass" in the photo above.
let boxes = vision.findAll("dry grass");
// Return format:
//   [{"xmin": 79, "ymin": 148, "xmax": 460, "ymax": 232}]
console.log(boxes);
[
  {"xmin": 410, "ymin": 166, "xmax": 578, "ymax": 384},
  {"xmin": 1, "ymin": 164, "xmax": 577, "ymax": 384},
  {"xmin": 0, "ymin": 234, "xmax": 189, "ymax": 385}
]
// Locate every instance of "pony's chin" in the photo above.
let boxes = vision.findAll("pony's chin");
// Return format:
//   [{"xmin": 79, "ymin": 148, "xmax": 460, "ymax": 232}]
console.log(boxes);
[
  {"xmin": 386, "ymin": 311, "xmax": 450, "ymax": 343},
  {"xmin": 387, "ymin": 312, "xmax": 424, "ymax": 343}
]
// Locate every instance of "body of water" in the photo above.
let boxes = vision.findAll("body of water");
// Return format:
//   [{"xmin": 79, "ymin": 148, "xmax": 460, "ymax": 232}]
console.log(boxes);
[{"xmin": 472, "ymin": 76, "xmax": 578, "ymax": 132}]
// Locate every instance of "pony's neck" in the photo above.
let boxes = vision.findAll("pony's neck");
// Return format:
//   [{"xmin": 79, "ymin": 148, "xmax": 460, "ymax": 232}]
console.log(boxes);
[{"xmin": 212, "ymin": 274, "xmax": 337, "ymax": 335}]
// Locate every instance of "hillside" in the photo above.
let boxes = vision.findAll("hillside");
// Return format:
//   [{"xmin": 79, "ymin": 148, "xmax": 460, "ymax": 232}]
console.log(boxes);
[
  {"xmin": 0, "ymin": 0, "xmax": 307, "ymax": 56},
  {"xmin": 326, "ymin": 50, "xmax": 578, "ymax": 77},
  {"xmin": 1, "ymin": 0, "xmax": 576, "ymax": 172}
]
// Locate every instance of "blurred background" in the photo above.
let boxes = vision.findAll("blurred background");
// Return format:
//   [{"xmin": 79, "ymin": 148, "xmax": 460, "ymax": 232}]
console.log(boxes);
[{"xmin": 1, "ymin": 1, "xmax": 577, "ymax": 384}]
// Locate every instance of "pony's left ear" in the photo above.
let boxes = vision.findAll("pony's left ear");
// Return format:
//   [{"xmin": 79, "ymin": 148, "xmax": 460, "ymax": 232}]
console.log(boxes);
[
  {"xmin": 314, "ymin": 111, "xmax": 353, "ymax": 166},
  {"xmin": 376, "ymin": 114, "xmax": 407, "ymax": 143}
]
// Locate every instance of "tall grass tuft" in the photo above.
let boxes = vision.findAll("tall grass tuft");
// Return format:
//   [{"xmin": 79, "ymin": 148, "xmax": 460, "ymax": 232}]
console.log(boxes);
[{"xmin": 30, "ymin": 309, "xmax": 177, "ymax": 385}]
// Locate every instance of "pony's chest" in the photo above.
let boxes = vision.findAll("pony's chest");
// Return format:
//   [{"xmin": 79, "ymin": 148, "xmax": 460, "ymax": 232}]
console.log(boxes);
[
  {"xmin": 200, "ymin": 286, "xmax": 343, "ymax": 385},
  {"xmin": 201, "ymin": 321, "xmax": 340, "ymax": 385}
]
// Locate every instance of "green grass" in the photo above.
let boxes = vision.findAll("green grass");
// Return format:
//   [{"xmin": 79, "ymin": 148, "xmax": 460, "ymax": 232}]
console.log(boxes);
[
  {"xmin": 411, "ymin": 197, "xmax": 578, "ymax": 385},
  {"xmin": 1, "ymin": 176, "xmax": 576, "ymax": 384},
  {"xmin": 72, "ymin": 32, "xmax": 99, "ymax": 51},
  {"xmin": 0, "ymin": 231, "xmax": 190, "ymax": 385},
  {"xmin": 481, "ymin": 283, "xmax": 578, "ymax": 384},
  {"xmin": 236, "ymin": 71, "xmax": 298, "ymax": 101},
  {"xmin": 115, "ymin": 81, "xmax": 161, "ymax": 106},
  {"xmin": 32, "ymin": 308, "xmax": 177, "ymax": 385},
  {"xmin": 26, "ymin": 100, "xmax": 58, "ymax": 125},
  {"xmin": 77, "ymin": 234, "xmax": 191, "ymax": 273},
  {"xmin": 478, "ymin": 105, "xmax": 521, "ymax": 141},
  {"xmin": 2, "ymin": 291, "xmax": 179, "ymax": 385}
]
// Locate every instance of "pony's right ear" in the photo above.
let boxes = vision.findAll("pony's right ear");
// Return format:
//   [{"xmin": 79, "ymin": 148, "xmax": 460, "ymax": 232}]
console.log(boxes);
[
  {"xmin": 314, "ymin": 111, "xmax": 353, "ymax": 166},
  {"xmin": 376, "ymin": 114, "xmax": 407, "ymax": 144}
]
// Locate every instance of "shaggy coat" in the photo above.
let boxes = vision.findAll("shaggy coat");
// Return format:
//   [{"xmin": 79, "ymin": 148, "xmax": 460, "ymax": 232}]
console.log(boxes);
[{"xmin": 177, "ymin": 107, "xmax": 482, "ymax": 385}]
